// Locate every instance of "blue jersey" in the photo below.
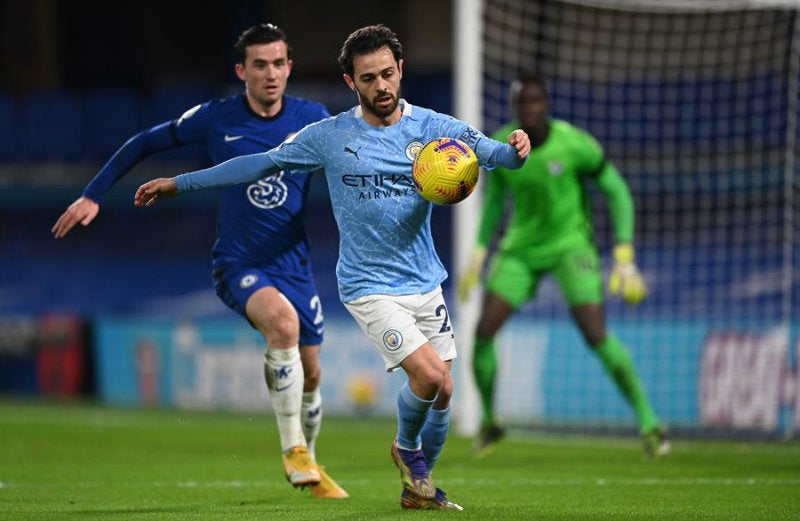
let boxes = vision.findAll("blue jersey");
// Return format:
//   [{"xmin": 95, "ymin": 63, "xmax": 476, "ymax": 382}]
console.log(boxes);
[
  {"xmin": 177, "ymin": 101, "xmax": 524, "ymax": 302},
  {"xmin": 172, "ymin": 95, "xmax": 329, "ymax": 275},
  {"xmin": 84, "ymin": 93, "xmax": 329, "ymax": 276}
]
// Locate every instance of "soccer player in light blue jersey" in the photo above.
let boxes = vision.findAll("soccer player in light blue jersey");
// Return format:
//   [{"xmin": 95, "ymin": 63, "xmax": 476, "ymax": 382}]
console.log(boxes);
[
  {"xmin": 135, "ymin": 24, "xmax": 531, "ymax": 511},
  {"xmin": 52, "ymin": 24, "xmax": 347, "ymax": 499}
]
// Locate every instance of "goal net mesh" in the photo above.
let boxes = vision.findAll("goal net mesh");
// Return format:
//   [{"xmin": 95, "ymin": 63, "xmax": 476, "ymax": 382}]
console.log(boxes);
[{"xmin": 474, "ymin": 0, "xmax": 799, "ymax": 437}]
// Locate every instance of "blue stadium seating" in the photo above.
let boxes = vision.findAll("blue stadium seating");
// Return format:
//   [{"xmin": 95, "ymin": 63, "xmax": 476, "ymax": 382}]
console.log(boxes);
[
  {"xmin": 82, "ymin": 89, "xmax": 145, "ymax": 161},
  {"xmin": 0, "ymin": 94, "xmax": 18, "ymax": 160},
  {"xmin": 22, "ymin": 91, "xmax": 84, "ymax": 160}
]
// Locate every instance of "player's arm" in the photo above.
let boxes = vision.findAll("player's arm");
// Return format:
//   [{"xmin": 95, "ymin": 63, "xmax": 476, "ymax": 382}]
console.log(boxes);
[
  {"xmin": 473, "ymin": 130, "xmax": 530, "ymax": 169},
  {"xmin": 596, "ymin": 162, "xmax": 634, "ymax": 245},
  {"xmin": 134, "ymin": 128, "xmax": 324, "ymax": 207},
  {"xmin": 595, "ymin": 162, "xmax": 647, "ymax": 304},
  {"xmin": 134, "ymin": 153, "xmax": 282, "ymax": 206},
  {"xmin": 447, "ymin": 118, "xmax": 529, "ymax": 169},
  {"xmin": 52, "ymin": 122, "xmax": 178, "ymax": 238}
]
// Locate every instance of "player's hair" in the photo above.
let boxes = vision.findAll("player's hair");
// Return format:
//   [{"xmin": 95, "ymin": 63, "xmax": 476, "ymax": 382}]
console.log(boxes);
[
  {"xmin": 337, "ymin": 24, "xmax": 403, "ymax": 77},
  {"xmin": 510, "ymin": 73, "xmax": 549, "ymax": 105},
  {"xmin": 234, "ymin": 23, "xmax": 291, "ymax": 64}
]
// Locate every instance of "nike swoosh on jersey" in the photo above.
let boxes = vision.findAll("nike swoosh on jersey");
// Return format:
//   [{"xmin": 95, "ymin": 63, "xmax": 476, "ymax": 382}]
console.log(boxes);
[{"xmin": 224, "ymin": 134, "xmax": 244, "ymax": 142}]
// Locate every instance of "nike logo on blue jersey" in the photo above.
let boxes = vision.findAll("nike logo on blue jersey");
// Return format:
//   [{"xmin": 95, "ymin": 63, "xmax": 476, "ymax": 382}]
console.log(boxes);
[
  {"xmin": 344, "ymin": 145, "xmax": 362, "ymax": 160},
  {"xmin": 224, "ymin": 134, "xmax": 244, "ymax": 142}
]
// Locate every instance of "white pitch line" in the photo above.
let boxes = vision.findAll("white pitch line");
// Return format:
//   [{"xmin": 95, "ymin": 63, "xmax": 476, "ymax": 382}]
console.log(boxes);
[
  {"xmin": 443, "ymin": 477, "xmax": 800, "ymax": 486},
  {"xmin": 2, "ymin": 477, "xmax": 799, "ymax": 489}
]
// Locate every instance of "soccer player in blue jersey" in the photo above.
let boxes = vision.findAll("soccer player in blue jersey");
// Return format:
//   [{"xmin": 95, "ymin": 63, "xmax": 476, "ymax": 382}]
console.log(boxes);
[
  {"xmin": 134, "ymin": 24, "xmax": 531, "ymax": 511},
  {"xmin": 51, "ymin": 23, "xmax": 348, "ymax": 499}
]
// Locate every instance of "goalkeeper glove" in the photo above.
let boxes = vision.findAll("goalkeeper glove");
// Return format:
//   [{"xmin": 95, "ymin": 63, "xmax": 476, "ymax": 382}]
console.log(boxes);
[
  {"xmin": 608, "ymin": 243, "xmax": 647, "ymax": 305},
  {"xmin": 458, "ymin": 246, "xmax": 487, "ymax": 302}
]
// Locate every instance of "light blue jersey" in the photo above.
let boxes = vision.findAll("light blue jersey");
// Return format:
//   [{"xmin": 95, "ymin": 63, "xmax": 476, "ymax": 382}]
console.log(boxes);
[{"xmin": 177, "ymin": 100, "xmax": 524, "ymax": 302}]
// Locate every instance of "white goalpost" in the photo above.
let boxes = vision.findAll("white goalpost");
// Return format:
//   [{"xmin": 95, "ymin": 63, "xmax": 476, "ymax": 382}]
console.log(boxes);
[{"xmin": 453, "ymin": 0, "xmax": 485, "ymax": 436}]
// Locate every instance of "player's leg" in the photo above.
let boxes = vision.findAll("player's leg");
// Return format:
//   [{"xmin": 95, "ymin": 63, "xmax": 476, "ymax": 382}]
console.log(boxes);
[
  {"xmin": 406, "ymin": 288, "xmax": 461, "ymax": 510},
  {"xmin": 556, "ymin": 245, "xmax": 669, "ymax": 457},
  {"xmin": 214, "ymin": 268, "xmax": 318, "ymax": 486},
  {"xmin": 344, "ymin": 292, "xmax": 448, "ymax": 500},
  {"xmin": 412, "ymin": 288, "xmax": 456, "ymax": 470},
  {"xmin": 245, "ymin": 287, "xmax": 321, "ymax": 484},
  {"xmin": 280, "ymin": 278, "xmax": 348, "ymax": 498},
  {"xmin": 298, "ymin": 345, "xmax": 322, "ymax": 458},
  {"xmin": 394, "ymin": 343, "xmax": 444, "ymax": 498},
  {"xmin": 419, "ymin": 365, "xmax": 452, "ymax": 471},
  {"xmin": 473, "ymin": 254, "xmax": 539, "ymax": 451},
  {"xmin": 395, "ymin": 343, "xmax": 461, "ymax": 510},
  {"xmin": 473, "ymin": 293, "xmax": 513, "ymax": 439},
  {"xmin": 296, "ymin": 343, "xmax": 348, "ymax": 498}
]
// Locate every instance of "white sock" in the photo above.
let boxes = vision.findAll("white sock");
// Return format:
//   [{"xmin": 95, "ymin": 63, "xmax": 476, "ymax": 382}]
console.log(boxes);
[
  {"xmin": 302, "ymin": 389, "xmax": 322, "ymax": 461},
  {"xmin": 264, "ymin": 346, "xmax": 305, "ymax": 452}
]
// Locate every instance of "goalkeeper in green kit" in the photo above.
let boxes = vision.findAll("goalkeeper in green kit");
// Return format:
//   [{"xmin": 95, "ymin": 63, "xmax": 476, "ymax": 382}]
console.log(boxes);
[{"xmin": 459, "ymin": 75, "xmax": 670, "ymax": 458}]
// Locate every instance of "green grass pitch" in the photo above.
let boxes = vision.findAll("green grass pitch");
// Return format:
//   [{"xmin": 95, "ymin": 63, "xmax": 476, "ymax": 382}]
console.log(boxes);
[{"xmin": 1, "ymin": 399, "xmax": 798, "ymax": 520}]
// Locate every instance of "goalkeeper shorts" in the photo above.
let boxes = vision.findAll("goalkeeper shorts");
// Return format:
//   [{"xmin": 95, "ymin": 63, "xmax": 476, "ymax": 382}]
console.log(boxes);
[{"xmin": 486, "ymin": 243, "xmax": 603, "ymax": 308}]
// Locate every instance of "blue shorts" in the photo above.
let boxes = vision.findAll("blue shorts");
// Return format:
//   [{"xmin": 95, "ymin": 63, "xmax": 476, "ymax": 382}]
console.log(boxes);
[{"xmin": 214, "ymin": 267, "xmax": 325, "ymax": 346}]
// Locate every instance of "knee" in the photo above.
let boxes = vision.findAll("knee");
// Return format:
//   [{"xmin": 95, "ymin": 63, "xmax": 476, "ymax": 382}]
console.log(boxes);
[
  {"xmin": 584, "ymin": 331, "xmax": 606, "ymax": 349},
  {"xmin": 475, "ymin": 315, "xmax": 501, "ymax": 341},
  {"xmin": 413, "ymin": 362, "xmax": 448, "ymax": 398},
  {"xmin": 253, "ymin": 307, "xmax": 299, "ymax": 348}
]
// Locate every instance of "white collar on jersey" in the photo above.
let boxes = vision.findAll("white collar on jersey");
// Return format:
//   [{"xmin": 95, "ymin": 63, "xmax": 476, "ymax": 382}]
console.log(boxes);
[{"xmin": 354, "ymin": 98, "xmax": 413, "ymax": 119}]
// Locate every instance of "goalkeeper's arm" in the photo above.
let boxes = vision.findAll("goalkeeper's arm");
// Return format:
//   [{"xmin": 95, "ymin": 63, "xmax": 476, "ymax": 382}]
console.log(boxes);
[
  {"xmin": 458, "ymin": 172, "xmax": 506, "ymax": 302},
  {"xmin": 595, "ymin": 163, "xmax": 647, "ymax": 304}
]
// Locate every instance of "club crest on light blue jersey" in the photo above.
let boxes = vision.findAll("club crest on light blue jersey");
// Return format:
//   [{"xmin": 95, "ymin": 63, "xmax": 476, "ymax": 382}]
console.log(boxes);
[{"xmin": 405, "ymin": 141, "xmax": 424, "ymax": 161}]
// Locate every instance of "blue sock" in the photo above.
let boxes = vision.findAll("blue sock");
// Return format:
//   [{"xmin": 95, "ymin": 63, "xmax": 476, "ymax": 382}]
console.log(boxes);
[
  {"xmin": 420, "ymin": 406, "xmax": 451, "ymax": 470},
  {"xmin": 397, "ymin": 381, "xmax": 434, "ymax": 450}
]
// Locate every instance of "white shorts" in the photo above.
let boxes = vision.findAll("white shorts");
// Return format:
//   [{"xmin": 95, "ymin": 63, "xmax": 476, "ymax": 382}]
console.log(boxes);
[{"xmin": 344, "ymin": 286, "xmax": 457, "ymax": 372}]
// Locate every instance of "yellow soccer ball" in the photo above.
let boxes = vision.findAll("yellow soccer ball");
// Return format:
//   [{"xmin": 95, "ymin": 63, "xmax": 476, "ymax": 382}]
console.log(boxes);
[{"xmin": 412, "ymin": 137, "xmax": 479, "ymax": 205}]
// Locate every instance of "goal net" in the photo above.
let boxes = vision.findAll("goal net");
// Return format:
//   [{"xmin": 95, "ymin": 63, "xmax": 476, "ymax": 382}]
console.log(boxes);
[{"xmin": 455, "ymin": 0, "xmax": 799, "ymax": 438}]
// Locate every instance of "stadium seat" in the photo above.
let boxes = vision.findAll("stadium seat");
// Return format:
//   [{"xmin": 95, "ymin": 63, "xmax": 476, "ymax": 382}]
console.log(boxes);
[
  {"xmin": 22, "ymin": 91, "xmax": 83, "ymax": 161},
  {"xmin": 82, "ymin": 89, "xmax": 144, "ymax": 161},
  {"xmin": 0, "ymin": 94, "xmax": 19, "ymax": 160}
]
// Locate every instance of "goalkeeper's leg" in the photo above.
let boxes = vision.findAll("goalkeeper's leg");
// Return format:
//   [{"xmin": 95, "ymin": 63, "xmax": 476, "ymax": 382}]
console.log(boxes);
[
  {"xmin": 594, "ymin": 334, "xmax": 660, "ymax": 432},
  {"xmin": 472, "ymin": 292, "xmax": 517, "ymax": 451},
  {"xmin": 592, "ymin": 333, "xmax": 670, "ymax": 457},
  {"xmin": 472, "ymin": 336, "xmax": 499, "ymax": 427},
  {"xmin": 571, "ymin": 303, "xmax": 660, "ymax": 432}
]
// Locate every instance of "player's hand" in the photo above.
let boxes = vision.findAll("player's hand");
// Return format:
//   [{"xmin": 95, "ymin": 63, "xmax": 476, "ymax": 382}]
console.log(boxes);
[
  {"xmin": 51, "ymin": 196, "xmax": 99, "ymax": 239},
  {"xmin": 134, "ymin": 178, "xmax": 178, "ymax": 207},
  {"xmin": 458, "ymin": 246, "xmax": 488, "ymax": 302},
  {"xmin": 507, "ymin": 129, "xmax": 531, "ymax": 159},
  {"xmin": 608, "ymin": 243, "xmax": 647, "ymax": 305}
]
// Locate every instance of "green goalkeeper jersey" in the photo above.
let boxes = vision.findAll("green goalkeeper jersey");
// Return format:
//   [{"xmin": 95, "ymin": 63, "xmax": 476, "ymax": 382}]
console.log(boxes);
[{"xmin": 478, "ymin": 119, "xmax": 634, "ymax": 263}]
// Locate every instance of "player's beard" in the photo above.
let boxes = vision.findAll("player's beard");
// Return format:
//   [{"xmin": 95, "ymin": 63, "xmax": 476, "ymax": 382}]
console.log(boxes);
[{"xmin": 360, "ymin": 87, "xmax": 401, "ymax": 119}]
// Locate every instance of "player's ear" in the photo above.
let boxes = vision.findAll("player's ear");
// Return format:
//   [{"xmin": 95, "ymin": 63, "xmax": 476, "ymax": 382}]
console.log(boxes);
[
  {"xmin": 397, "ymin": 58, "xmax": 403, "ymax": 79},
  {"xmin": 234, "ymin": 63, "xmax": 246, "ymax": 81},
  {"xmin": 343, "ymin": 74, "xmax": 356, "ymax": 91},
  {"xmin": 286, "ymin": 59, "xmax": 293, "ymax": 78}
]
